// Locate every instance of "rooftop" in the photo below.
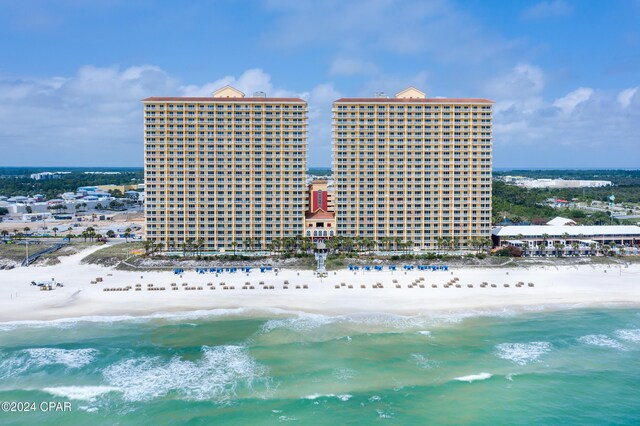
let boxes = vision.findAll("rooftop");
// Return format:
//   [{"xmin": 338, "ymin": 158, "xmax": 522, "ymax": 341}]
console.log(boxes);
[
  {"xmin": 142, "ymin": 96, "xmax": 306, "ymax": 103},
  {"xmin": 492, "ymin": 225, "xmax": 640, "ymax": 237},
  {"xmin": 334, "ymin": 97, "xmax": 493, "ymax": 104},
  {"xmin": 305, "ymin": 211, "xmax": 335, "ymax": 220}
]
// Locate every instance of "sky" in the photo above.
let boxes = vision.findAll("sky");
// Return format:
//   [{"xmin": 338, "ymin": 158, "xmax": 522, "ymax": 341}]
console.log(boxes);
[{"xmin": 0, "ymin": 0, "xmax": 639, "ymax": 169}]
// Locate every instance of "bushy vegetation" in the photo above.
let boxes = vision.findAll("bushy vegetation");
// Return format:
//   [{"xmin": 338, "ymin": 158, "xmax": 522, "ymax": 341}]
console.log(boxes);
[
  {"xmin": 492, "ymin": 169, "xmax": 640, "ymax": 225},
  {"xmin": 0, "ymin": 167, "xmax": 143, "ymax": 200}
]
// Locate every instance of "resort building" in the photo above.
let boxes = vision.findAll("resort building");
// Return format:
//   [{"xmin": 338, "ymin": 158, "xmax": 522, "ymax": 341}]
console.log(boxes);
[
  {"xmin": 143, "ymin": 86, "xmax": 307, "ymax": 251},
  {"xmin": 492, "ymin": 225, "xmax": 640, "ymax": 256},
  {"xmin": 332, "ymin": 87, "xmax": 493, "ymax": 249},
  {"xmin": 303, "ymin": 180, "xmax": 336, "ymax": 241}
]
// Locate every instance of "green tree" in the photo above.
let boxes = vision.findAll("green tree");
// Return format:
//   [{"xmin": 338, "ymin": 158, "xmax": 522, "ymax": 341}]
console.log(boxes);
[
  {"xmin": 52, "ymin": 227, "xmax": 59, "ymax": 237},
  {"xmin": 123, "ymin": 227, "xmax": 132, "ymax": 242}
]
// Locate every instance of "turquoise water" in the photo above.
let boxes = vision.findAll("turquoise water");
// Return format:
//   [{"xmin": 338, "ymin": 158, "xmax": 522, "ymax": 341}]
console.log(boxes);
[{"xmin": 1, "ymin": 308, "xmax": 640, "ymax": 425}]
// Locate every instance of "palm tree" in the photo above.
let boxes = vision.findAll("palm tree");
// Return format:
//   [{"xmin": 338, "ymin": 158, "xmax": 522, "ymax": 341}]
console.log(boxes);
[
  {"xmin": 143, "ymin": 239, "xmax": 155, "ymax": 256},
  {"xmin": 394, "ymin": 237, "xmax": 402, "ymax": 252},
  {"xmin": 231, "ymin": 241, "xmax": 237, "ymax": 255},
  {"xmin": 180, "ymin": 240, "xmax": 189, "ymax": 257},
  {"xmin": 195, "ymin": 238, "xmax": 205, "ymax": 256},
  {"xmin": 153, "ymin": 241, "xmax": 164, "ymax": 254},
  {"xmin": 602, "ymin": 244, "xmax": 611, "ymax": 256},
  {"xmin": 106, "ymin": 230, "xmax": 115, "ymax": 238},
  {"xmin": 244, "ymin": 237, "xmax": 253, "ymax": 253},
  {"xmin": 300, "ymin": 238, "xmax": 313, "ymax": 254},
  {"xmin": 571, "ymin": 241, "xmax": 580, "ymax": 256},
  {"xmin": 23, "ymin": 227, "xmax": 30, "ymax": 235},
  {"xmin": 86, "ymin": 226, "xmax": 95, "ymax": 242},
  {"xmin": 553, "ymin": 242, "xmax": 564, "ymax": 257},
  {"xmin": 123, "ymin": 227, "xmax": 132, "ymax": 242},
  {"xmin": 81, "ymin": 231, "xmax": 89, "ymax": 242},
  {"xmin": 0, "ymin": 230, "xmax": 8, "ymax": 239},
  {"xmin": 589, "ymin": 242, "xmax": 597, "ymax": 256},
  {"xmin": 52, "ymin": 227, "xmax": 59, "ymax": 237}
]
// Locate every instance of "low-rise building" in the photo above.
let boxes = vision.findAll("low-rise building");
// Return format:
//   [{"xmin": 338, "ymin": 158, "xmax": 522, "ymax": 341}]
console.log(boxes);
[
  {"xmin": 492, "ymin": 225, "xmax": 640, "ymax": 256},
  {"xmin": 303, "ymin": 180, "xmax": 336, "ymax": 241}
]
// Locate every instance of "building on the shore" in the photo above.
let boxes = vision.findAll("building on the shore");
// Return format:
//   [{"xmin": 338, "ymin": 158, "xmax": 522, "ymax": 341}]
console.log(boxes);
[
  {"xmin": 332, "ymin": 87, "xmax": 493, "ymax": 249},
  {"xmin": 304, "ymin": 180, "xmax": 336, "ymax": 241},
  {"xmin": 30, "ymin": 172, "xmax": 62, "ymax": 180},
  {"xmin": 142, "ymin": 86, "xmax": 307, "ymax": 251},
  {"xmin": 491, "ymin": 225, "xmax": 640, "ymax": 256}
]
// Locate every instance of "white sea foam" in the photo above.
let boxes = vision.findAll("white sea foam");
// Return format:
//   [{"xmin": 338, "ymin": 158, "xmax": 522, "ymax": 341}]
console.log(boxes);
[
  {"xmin": 0, "ymin": 348, "xmax": 98, "ymax": 378},
  {"xmin": 261, "ymin": 314, "xmax": 337, "ymax": 334},
  {"xmin": 43, "ymin": 386, "xmax": 120, "ymax": 401},
  {"xmin": 369, "ymin": 395, "xmax": 381, "ymax": 402},
  {"xmin": 418, "ymin": 330, "xmax": 432, "ymax": 337},
  {"xmin": 495, "ymin": 342, "xmax": 552, "ymax": 366},
  {"xmin": 333, "ymin": 367, "xmax": 356, "ymax": 381},
  {"xmin": 411, "ymin": 353, "xmax": 437, "ymax": 369},
  {"xmin": 102, "ymin": 345, "xmax": 268, "ymax": 402},
  {"xmin": 578, "ymin": 334, "xmax": 626, "ymax": 350},
  {"xmin": 302, "ymin": 393, "xmax": 352, "ymax": 401},
  {"xmin": 614, "ymin": 329, "xmax": 640, "ymax": 343},
  {"xmin": 454, "ymin": 372, "xmax": 493, "ymax": 383},
  {"xmin": 0, "ymin": 307, "xmax": 296, "ymax": 331},
  {"xmin": 377, "ymin": 409, "xmax": 394, "ymax": 419}
]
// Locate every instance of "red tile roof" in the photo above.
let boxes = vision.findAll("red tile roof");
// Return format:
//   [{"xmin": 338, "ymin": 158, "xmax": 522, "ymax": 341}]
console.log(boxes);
[
  {"xmin": 142, "ymin": 97, "xmax": 306, "ymax": 103},
  {"xmin": 305, "ymin": 211, "xmax": 335, "ymax": 220},
  {"xmin": 334, "ymin": 97, "xmax": 494, "ymax": 104}
]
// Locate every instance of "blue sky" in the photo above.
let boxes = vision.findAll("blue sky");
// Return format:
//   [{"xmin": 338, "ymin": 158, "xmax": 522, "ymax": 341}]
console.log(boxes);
[{"xmin": 0, "ymin": 0, "xmax": 639, "ymax": 168}]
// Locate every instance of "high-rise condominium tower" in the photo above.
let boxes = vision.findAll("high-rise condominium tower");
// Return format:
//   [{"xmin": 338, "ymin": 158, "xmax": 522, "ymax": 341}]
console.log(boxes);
[
  {"xmin": 332, "ymin": 87, "xmax": 492, "ymax": 249},
  {"xmin": 143, "ymin": 86, "xmax": 307, "ymax": 251}
]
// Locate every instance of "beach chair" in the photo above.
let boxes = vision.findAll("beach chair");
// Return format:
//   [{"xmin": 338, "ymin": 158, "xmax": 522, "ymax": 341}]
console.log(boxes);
[
  {"xmin": 335, "ymin": 285, "xmax": 340, "ymax": 289},
  {"xmin": 528, "ymin": 283, "xmax": 534, "ymax": 287},
  {"xmin": 361, "ymin": 285, "xmax": 366, "ymax": 288}
]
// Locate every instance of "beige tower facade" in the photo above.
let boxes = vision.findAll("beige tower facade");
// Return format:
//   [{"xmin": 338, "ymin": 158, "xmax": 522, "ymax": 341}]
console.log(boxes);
[
  {"xmin": 332, "ymin": 87, "xmax": 493, "ymax": 249},
  {"xmin": 143, "ymin": 86, "xmax": 307, "ymax": 251}
]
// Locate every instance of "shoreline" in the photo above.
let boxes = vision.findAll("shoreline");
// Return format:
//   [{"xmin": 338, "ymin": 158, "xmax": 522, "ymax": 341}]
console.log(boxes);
[{"xmin": 1, "ymin": 246, "xmax": 640, "ymax": 323}]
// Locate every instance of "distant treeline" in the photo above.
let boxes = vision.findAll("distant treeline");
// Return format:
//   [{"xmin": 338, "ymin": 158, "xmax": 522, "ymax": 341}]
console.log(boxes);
[
  {"xmin": 0, "ymin": 170, "xmax": 144, "ymax": 199},
  {"xmin": 308, "ymin": 167, "xmax": 332, "ymax": 176}
]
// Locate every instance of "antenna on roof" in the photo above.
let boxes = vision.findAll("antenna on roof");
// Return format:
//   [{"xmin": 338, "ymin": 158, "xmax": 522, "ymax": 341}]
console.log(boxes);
[
  {"xmin": 374, "ymin": 92, "xmax": 389, "ymax": 98},
  {"xmin": 253, "ymin": 91, "xmax": 266, "ymax": 98}
]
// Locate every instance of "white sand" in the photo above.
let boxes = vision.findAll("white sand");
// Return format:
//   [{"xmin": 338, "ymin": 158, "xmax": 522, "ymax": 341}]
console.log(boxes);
[{"xmin": 1, "ymin": 246, "xmax": 640, "ymax": 322}]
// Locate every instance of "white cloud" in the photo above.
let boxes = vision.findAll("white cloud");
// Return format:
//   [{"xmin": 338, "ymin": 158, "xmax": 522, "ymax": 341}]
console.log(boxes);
[
  {"xmin": 264, "ymin": 0, "xmax": 516, "ymax": 64},
  {"xmin": 306, "ymin": 83, "xmax": 344, "ymax": 164},
  {"xmin": 181, "ymin": 69, "xmax": 302, "ymax": 98},
  {"xmin": 0, "ymin": 66, "xmax": 315, "ymax": 167},
  {"xmin": 492, "ymin": 80, "xmax": 640, "ymax": 167},
  {"xmin": 522, "ymin": 0, "xmax": 572, "ymax": 19},
  {"xmin": 485, "ymin": 63, "xmax": 545, "ymax": 114},
  {"xmin": 553, "ymin": 87, "xmax": 594, "ymax": 114},
  {"xmin": 617, "ymin": 87, "xmax": 639, "ymax": 108}
]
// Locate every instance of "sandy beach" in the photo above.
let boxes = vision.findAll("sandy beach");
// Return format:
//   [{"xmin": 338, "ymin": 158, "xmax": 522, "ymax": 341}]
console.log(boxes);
[{"xmin": 1, "ymin": 245, "xmax": 639, "ymax": 322}]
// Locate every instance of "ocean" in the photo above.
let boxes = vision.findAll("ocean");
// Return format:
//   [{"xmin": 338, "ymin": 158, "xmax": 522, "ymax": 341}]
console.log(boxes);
[{"xmin": 1, "ymin": 308, "xmax": 639, "ymax": 425}]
